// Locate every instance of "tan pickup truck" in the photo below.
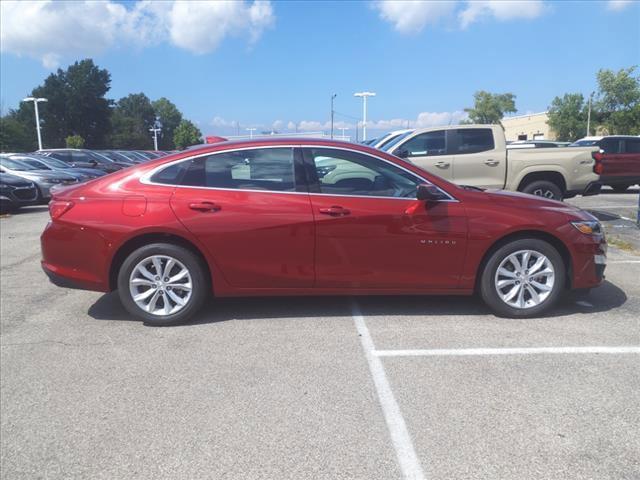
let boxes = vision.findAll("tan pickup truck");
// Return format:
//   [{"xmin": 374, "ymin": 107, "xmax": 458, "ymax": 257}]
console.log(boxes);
[{"xmin": 385, "ymin": 124, "xmax": 601, "ymax": 200}]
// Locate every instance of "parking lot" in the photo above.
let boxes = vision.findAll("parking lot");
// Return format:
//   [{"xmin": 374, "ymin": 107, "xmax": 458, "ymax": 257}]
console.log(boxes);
[{"xmin": 1, "ymin": 191, "xmax": 639, "ymax": 480}]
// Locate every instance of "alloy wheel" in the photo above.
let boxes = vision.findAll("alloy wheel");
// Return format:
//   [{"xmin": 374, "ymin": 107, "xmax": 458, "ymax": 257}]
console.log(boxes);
[
  {"xmin": 494, "ymin": 249, "xmax": 555, "ymax": 309},
  {"xmin": 129, "ymin": 255, "xmax": 193, "ymax": 316}
]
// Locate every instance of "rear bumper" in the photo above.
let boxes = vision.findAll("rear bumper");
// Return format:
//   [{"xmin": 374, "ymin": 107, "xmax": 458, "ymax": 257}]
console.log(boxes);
[{"xmin": 40, "ymin": 220, "xmax": 110, "ymax": 292}]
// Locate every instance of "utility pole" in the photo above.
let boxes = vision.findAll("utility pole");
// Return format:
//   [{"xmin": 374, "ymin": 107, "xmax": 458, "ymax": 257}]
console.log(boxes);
[
  {"xmin": 339, "ymin": 127, "xmax": 348, "ymax": 140},
  {"xmin": 330, "ymin": 94, "xmax": 337, "ymax": 139},
  {"xmin": 21, "ymin": 97, "xmax": 47, "ymax": 150},
  {"xmin": 246, "ymin": 128, "xmax": 256, "ymax": 139},
  {"xmin": 586, "ymin": 91, "xmax": 595, "ymax": 136},
  {"xmin": 353, "ymin": 91, "xmax": 376, "ymax": 141}
]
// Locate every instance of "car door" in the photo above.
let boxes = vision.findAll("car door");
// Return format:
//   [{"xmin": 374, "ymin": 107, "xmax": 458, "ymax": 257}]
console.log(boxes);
[
  {"xmin": 450, "ymin": 128, "xmax": 506, "ymax": 189},
  {"xmin": 167, "ymin": 147, "xmax": 315, "ymax": 289},
  {"xmin": 303, "ymin": 147, "xmax": 468, "ymax": 289},
  {"xmin": 391, "ymin": 130, "xmax": 454, "ymax": 180}
]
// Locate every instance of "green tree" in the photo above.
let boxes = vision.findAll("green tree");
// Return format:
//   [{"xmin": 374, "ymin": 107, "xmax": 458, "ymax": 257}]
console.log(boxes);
[
  {"xmin": 547, "ymin": 93, "xmax": 587, "ymax": 141},
  {"xmin": 0, "ymin": 113, "xmax": 35, "ymax": 152},
  {"xmin": 152, "ymin": 98, "xmax": 183, "ymax": 150},
  {"xmin": 595, "ymin": 66, "xmax": 640, "ymax": 135},
  {"xmin": 65, "ymin": 135, "xmax": 85, "ymax": 148},
  {"xmin": 173, "ymin": 120, "xmax": 202, "ymax": 149},
  {"xmin": 463, "ymin": 91, "xmax": 517, "ymax": 124},
  {"xmin": 13, "ymin": 59, "xmax": 112, "ymax": 148},
  {"xmin": 110, "ymin": 93, "xmax": 156, "ymax": 149}
]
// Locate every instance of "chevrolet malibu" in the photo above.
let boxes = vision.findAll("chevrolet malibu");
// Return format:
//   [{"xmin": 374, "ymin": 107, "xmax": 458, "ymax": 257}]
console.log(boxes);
[{"xmin": 41, "ymin": 139, "xmax": 607, "ymax": 326}]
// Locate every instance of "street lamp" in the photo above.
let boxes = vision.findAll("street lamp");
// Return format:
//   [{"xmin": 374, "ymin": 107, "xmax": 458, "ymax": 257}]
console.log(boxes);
[
  {"xmin": 21, "ymin": 97, "xmax": 48, "ymax": 150},
  {"xmin": 586, "ymin": 91, "xmax": 595, "ymax": 136},
  {"xmin": 330, "ymin": 93, "xmax": 337, "ymax": 139},
  {"xmin": 246, "ymin": 128, "xmax": 256, "ymax": 139},
  {"xmin": 149, "ymin": 117, "xmax": 162, "ymax": 150},
  {"xmin": 339, "ymin": 127, "xmax": 349, "ymax": 140},
  {"xmin": 353, "ymin": 91, "xmax": 376, "ymax": 141}
]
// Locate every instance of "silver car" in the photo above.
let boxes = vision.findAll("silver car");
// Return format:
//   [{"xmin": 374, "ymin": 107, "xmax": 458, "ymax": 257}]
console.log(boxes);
[{"xmin": 0, "ymin": 157, "xmax": 78, "ymax": 203}]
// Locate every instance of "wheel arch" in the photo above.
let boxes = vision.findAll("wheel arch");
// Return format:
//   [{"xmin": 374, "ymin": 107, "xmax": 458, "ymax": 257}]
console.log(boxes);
[
  {"xmin": 108, "ymin": 232, "xmax": 212, "ymax": 291},
  {"xmin": 474, "ymin": 229, "xmax": 573, "ymax": 293},
  {"xmin": 517, "ymin": 171, "xmax": 567, "ymax": 194}
]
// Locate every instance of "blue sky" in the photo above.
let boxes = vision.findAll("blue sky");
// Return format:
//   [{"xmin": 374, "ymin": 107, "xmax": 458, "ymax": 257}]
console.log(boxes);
[{"xmin": 1, "ymin": 0, "xmax": 639, "ymax": 138}]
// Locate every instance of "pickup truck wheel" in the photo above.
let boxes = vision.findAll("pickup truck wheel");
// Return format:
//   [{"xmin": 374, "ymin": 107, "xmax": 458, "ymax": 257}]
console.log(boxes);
[
  {"xmin": 521, "ymin": 180, "xmax": 563, "ymax": 200},
  {"xmin": 117, "ymin": 243, "xmax": 208, "ymax": 326},
  {"xmin": 480, "ymin": 239, "xmax": 565, "ymax": 318}
]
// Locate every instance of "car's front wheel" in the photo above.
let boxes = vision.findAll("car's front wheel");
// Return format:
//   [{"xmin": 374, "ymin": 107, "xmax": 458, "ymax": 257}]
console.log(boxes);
[
  {"xmin": 480, "ymin": 239, "xmax": 565, "ymax": 317},
  {"xmin": 117, "ymin": 243, "xmax": 208, "ymax": 326}
]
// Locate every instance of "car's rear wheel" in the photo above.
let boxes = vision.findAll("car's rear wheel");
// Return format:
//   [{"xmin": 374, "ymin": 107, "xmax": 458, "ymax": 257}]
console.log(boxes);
[
  {"xmin": 480, "ymin": 239, "xmax": 565, "ymax": 317},
  {"xmin": 521, "ymin": 180, "xmax": 563, "ymax": 201},
  {"xmin": 117, "ymin": 243, "xmax": 208, "ymax": 326}
]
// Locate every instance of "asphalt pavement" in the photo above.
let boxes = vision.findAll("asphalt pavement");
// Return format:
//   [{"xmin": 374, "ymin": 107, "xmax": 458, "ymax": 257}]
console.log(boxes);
[{"xmin": 1, "ymin": 193, "xmax": 639, "ymax": 480}]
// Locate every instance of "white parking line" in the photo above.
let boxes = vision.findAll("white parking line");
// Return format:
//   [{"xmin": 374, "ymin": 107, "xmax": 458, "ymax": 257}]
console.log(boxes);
[
  {"xmin": 374, "ymin": 346, "xmax": 640, "ymax": 357},
  {"xmin": 351, "ymin": 300, "xmax": 425, "ymax": 480},
  {"xmin": 608, "ymin": 260, "xmax": 640, "ymax": 264}
]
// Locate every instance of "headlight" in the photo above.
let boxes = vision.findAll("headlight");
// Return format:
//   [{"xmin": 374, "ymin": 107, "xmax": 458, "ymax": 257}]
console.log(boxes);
[{"xmin": 571, "ymin": 220, "xmax": 602, "ymax": 235}]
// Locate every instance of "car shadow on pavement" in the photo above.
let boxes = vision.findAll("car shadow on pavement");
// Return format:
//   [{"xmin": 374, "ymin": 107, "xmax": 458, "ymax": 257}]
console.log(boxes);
[
  {"xmin": 88, "ymin": 280, "xmax": 627, "ymax": 326},
  {"xmin": 0, "ymin": 206, "xmax": 49, "ymax": 217}
]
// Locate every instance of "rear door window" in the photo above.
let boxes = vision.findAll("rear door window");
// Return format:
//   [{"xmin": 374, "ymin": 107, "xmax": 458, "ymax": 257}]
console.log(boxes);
[
  {"xmin": 623, "ymin": 138, "xmax": 640, "ymax": 154},
  {"xmin": 599, "ymin": 138, "xmax": 622, "ymax": 154},
  {"xmin": 451, "ymin": 128, "xmax": 495, "ymax": 154},
  {"xmin": 177, "ymin": 148, "xmax": 296, "ymax": 192}
]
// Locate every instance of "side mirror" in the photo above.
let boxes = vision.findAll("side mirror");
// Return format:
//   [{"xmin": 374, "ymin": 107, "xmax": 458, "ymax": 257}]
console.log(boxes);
[
  {"xmin": 416, "ymin": 183, "xmax": 446, "ymax": 202},
  {"xmin": 394, "ymin": 148, "xmax": 409, "ymax": 159}
]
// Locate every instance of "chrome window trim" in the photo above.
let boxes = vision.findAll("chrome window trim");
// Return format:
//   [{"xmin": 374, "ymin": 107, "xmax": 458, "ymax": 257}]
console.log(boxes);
[{"xmin": 139, "ymin": 144, "xmax": 459, "ymax": 202}]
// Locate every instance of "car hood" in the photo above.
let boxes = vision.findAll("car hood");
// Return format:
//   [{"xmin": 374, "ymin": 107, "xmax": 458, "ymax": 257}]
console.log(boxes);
[
  {"xmin": 483, "ymin": 189, "xmax": 594, "ymax": 221},
  {"xmin": 0, "ymin": 173, "xmax": 34, "ymax": 187}
]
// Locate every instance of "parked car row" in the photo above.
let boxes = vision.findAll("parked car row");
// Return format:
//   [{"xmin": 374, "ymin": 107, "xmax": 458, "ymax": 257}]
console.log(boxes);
[
  {"xmin": 363, "ymin": 129, "xmax": 639, "ymax": 198},
  {"xmin": 0, "ymin": 149, "xmax": 172, "ymax": 212}
]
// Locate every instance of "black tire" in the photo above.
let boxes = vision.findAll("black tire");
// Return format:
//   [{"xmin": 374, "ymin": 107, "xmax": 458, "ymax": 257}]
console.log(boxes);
[
  {"xmin": 117, "ymin": 243, "xmax": 208, "ymax": 326},
  {"xmin": 521, "ymin": 180, "xmax": 563, "ymax": 200},
  {"xmin": 480, "ymin": 238, "xmax": 566, "ymax": 318},
  {"xmin": 611, "ymin": 184, "xmax": 630, "ymax": 193}
]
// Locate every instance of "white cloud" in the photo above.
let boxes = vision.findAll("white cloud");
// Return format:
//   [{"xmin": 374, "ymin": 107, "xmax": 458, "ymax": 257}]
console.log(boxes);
[
  {"xmin": 373, "ymin": 0, "xmax": 457, "ymax": 34},
  {"xmin": 0, "ymin": 0, "xmax": 274, "ymax": 68},
  {"xmin": 458, "ymin": 0, "xmax": 545, "ymax": 28},
  {"xmin": 606, "ymin": 0, "xmax": 634, "ymax": 11}
]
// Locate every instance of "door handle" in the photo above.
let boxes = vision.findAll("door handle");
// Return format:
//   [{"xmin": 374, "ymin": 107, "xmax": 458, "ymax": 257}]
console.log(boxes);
[
  {"xmin": 484, "ymin": 159, "xmax": 500, "ymax": 166},
  {"xmin": 189, "ymin": 201, "xmax": 221, "ymax": 212},
  {"xmin": 319, "ymin": 206, "xmax": 351, "ymax": 216},
  {"xmin": 435, "ymin": 161, "xmax": 450, "ymax": 168}
]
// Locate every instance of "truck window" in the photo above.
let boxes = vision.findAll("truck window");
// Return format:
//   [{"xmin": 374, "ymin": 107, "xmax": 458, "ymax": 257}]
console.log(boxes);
[
  {"xmin": 623, "ymin": 138, "xmax": 640, "ymax": 154},
  {"xmin": 599, "ymin": 138, "xmax": 621, "ymax": 154},
  {"xmin": 398, "ymin": 131, "xmax": 446, "ymax": 157},
  {"xmin": 453, "ymin": 129, "xmax": 495, "ymax": 154}
]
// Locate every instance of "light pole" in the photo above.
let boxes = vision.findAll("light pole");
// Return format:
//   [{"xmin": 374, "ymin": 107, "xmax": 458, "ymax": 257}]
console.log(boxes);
[
  {"xmin": 339, "ymin": 127, "xmax": 348, "ymax": 140},
  {"xmin": 246, "ymin": 128, "xmax": 256, "ymax": 139},
  {"xmin": 149, "ymin": 117, "xmax": 161, "ymax": 150},
  {"xmin": 330, "ymin": 94, "xmax": 337, "ymax": 139},
  {"xmin": 353, "ymin": 91, "xmax": 376, "ymax": 141},
  {"xmin": 586, "ymin": 91, "xmax": 595, "ymax": 136},
  {"xmin": 21, "ymin": 97, "xmax": 47, "ymax": 150}
]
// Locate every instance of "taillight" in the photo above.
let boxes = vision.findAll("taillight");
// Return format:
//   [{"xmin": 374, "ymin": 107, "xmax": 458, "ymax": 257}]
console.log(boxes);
[
  {"xmin": 49, "ymin": 200, "xmax": 74, "ymax": 220},
  {"xmin": 592, "ymin": 151, "xmax": 603, "ymax": 175}
]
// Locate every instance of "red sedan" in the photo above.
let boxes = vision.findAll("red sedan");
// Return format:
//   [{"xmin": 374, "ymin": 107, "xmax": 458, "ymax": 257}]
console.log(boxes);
[{"xmin": 41, "ymin": 139, "xmax": 607, "ymax": 326}]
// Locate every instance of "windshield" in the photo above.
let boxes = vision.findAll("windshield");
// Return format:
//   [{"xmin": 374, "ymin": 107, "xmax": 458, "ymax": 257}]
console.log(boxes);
[
  {"xmin": 0, "ymin": 158, "xmax": 39, "ymax": 171},
  {"xmin": 377, "ymin": 133, "xmax": 405, "ymax": 149},
  {"xmin": 570, "ymin": 139, "xmax": 599, "ymax": 147},
  {"xmin": 17, "ymin": 158, "xmax": 51, "ymax": 170},
  {"xmin": 22, "ymin": 155, "xmax": 69, "ymax": 169},
  {"xmin": 382, "ymin": 131, "xmax": 413, "ymax": 152}
]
